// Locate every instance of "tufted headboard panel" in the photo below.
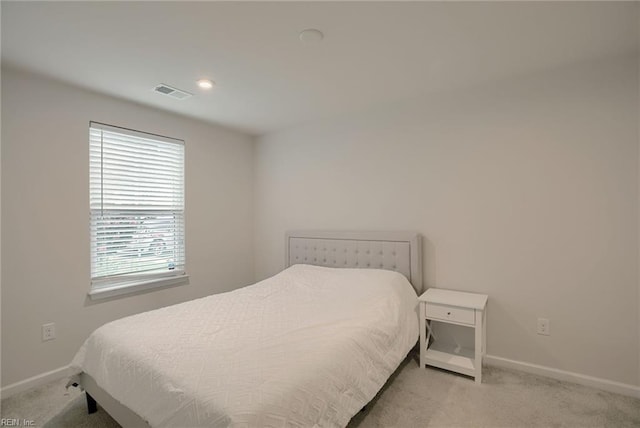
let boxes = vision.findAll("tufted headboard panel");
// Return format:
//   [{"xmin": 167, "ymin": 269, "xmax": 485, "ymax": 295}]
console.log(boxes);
[{"xmin": 285, "ymin": 231, "xmax": 423, "ymax": 293}]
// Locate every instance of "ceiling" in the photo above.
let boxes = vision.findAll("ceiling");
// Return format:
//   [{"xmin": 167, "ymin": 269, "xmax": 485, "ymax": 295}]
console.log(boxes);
[{"xmin": 2, "ymin": 2, "xmax": 638, "ymax": 136}]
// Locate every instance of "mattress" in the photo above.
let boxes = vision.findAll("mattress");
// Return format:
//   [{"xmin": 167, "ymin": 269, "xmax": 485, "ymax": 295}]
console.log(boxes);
[{"xmin": 69, "ymin": 264, "xmax": 419, "ymax": 427}]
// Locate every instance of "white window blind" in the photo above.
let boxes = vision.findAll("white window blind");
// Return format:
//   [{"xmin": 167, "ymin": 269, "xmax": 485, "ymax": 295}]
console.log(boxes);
[{"xmin": 90, "ymin": 122, "xmax": 185, "ymax": 295}]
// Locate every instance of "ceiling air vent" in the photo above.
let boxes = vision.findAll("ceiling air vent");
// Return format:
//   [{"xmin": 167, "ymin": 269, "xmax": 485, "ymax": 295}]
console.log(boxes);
[{"xmin": 153, "ymin": 84, "xmax": 193, "ymax": 100}]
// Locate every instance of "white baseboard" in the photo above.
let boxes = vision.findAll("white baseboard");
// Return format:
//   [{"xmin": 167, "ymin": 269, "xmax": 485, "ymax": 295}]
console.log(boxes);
[
  {"xmin": 2, "ymin": 357, "xmax": 639, "ymax": 401},
  {"xmin": 0, "ymin": 365, "xmax": 70, "ymax": 399},
  {"xmin": 485, "ymin": 354, "xmax": 640, "ymax": 399}
]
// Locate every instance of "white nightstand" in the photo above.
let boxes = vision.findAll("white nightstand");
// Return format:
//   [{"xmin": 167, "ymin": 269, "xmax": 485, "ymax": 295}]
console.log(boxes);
[{"xmin": 418, "ymin": 288, "xmax": 488, "ymax": 383}]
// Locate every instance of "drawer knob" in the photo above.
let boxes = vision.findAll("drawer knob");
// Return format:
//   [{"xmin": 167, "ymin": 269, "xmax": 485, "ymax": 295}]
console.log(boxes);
[{"xmin": 447, "ymin": 312, "xmax": 451, "ymax": 315}]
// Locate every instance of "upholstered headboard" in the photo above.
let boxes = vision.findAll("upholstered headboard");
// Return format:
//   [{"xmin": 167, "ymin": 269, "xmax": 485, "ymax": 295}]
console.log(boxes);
[{"xmin": 285, "ymin": 231, "xmax": 423, "ymax": 293}]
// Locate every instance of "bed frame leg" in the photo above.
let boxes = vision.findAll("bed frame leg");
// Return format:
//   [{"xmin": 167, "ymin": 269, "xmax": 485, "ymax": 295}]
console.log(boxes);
[{"xmin": 86, "ymin": 392, "xmax": 98, "ymax": 414}]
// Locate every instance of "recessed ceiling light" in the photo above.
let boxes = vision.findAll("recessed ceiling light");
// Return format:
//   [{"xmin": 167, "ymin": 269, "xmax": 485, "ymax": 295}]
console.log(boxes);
[
  {"xmin": 299, "ymin": 29, "xmax": 324, "ymax": 44},
  {"xmin": 197, "ymin": 79, "xmax": 214, "ymax": 90}
]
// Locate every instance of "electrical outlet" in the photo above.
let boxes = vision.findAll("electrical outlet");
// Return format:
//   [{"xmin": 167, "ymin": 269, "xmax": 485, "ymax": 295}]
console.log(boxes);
[
  {"xmin": 537, "ymin": 318, "xmax": 550, "ymax": 336},
  {"xmin": 42, "ymin": 323, "xmax": 56, "ymax": 341}
]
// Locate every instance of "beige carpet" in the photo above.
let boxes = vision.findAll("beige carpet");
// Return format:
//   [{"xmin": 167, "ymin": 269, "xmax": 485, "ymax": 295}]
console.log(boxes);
[{"xmin": 2, "ymin": 352, "xmax": 639, "ymax": 427}]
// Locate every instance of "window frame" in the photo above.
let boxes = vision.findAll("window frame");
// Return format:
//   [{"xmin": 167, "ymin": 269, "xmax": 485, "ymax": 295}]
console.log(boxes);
[{"xmin": 88, "ymin": 122, "xmax": 188, "ymax": 300}]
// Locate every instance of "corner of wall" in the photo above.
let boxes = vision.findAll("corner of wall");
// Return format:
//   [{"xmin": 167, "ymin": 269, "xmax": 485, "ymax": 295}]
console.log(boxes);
[
  {"xmin": 637, "ymin": 4, "xmax": 640, "ymax": 387},
  {"xmin": 249, "ymin": 133, "xmax": 259, "ymax": 284},
  {"xmin": 0, "ymin": 44, "xmax": 4, "ymax": 392}
]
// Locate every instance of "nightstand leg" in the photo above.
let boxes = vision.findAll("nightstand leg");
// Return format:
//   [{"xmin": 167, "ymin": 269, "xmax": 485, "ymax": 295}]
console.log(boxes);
[
  {"xmin": 482, "ymin": 310, "xmax": 487, "ymax": 357},
  {"xmin": 419, "ymin": 303, "xmax": 426, "ymax": 369},
  {"xmin": 475, "ymin": 312, "xmax": 482, "ymax": 383}
]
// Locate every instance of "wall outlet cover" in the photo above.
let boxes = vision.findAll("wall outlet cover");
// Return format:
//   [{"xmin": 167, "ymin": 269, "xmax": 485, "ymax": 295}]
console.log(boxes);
[
  {"xmin": 537, "ymin": 318, "xmax": 550, "ymax": 336},
  {"xmin": 42, "ymin": 323, "xmax": 56, "ymax": 341}
]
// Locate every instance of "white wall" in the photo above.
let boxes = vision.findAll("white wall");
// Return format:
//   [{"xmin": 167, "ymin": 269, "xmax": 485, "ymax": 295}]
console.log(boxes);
[
  {"xmin": 1, "ymin": 68, "xmax": 255, "ymax": 387},
  {"xmin": 254, "ymin": 56, "xmax": 640, "ymax": 386}
]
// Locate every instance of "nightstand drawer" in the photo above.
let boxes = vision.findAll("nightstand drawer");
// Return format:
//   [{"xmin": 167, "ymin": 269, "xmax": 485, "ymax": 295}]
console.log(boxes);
[{"xmin": 425, "ymin": 303, "xmax": 475, "ymax": 325}]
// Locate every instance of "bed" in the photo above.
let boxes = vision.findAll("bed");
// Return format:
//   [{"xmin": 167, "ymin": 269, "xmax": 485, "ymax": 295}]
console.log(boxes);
[{"xmin": 69, "ymin": 231, "xmax": 423, "ymax": 427}]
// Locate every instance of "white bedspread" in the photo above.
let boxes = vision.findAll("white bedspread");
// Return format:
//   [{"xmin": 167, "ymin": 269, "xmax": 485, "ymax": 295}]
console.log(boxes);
[{"xmin": 69, "ymin": 265, "xmax": 419, "ymax": 427}]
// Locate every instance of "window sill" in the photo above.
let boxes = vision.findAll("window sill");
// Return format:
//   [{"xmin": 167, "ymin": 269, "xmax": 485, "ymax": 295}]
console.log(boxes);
[{"xmin": 88, "ymin": 274, "xmax": 189, "ymax": 300}]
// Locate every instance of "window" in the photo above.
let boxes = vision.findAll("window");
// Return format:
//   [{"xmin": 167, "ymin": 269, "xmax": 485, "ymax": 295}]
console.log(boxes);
[{"xmin": 89, "ymin": 122, "xmax": 186, "ymax": 299}]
